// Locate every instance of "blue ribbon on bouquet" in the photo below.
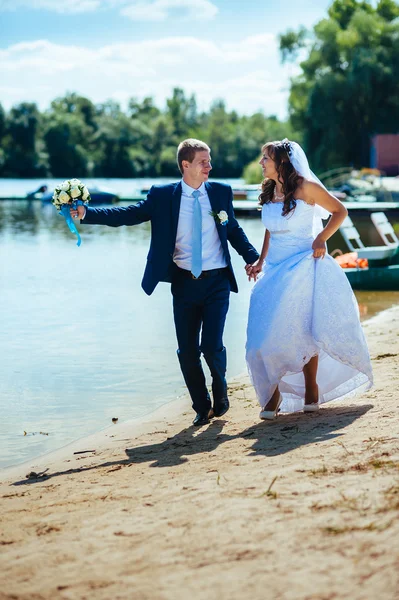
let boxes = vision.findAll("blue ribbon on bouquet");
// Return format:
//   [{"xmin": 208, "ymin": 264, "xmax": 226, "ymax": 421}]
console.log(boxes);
[{"xmin": 59, "ymin": 200, "xmax": 84, "ymax": 246}]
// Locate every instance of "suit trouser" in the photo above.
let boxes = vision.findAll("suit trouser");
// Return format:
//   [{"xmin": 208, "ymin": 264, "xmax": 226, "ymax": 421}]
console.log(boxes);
[{"xmin": 171, "ymin": 267, "xmax": 230, "ymax": 414}]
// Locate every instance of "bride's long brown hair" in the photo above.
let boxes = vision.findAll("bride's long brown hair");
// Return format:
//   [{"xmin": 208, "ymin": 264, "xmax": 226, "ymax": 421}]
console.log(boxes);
[{"xmin": 258, "ymin": 139, "xmax": 304, "ymax": 216}]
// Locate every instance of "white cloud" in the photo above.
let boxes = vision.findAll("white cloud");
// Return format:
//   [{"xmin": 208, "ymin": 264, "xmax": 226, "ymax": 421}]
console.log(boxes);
[
  {"xmin": 120, "ymin": 0, "xmax": 218, "ymax": 21},
  {"xmin": 0, "ymin": 34, "xmax": 296, "ymax": 118},
  {"xmin": 0, "ymin": 0, "xmax": 102, "ymax": 13},
  {"xmin": 0, "ymin": 0, "xmax": 218, "ymax": 19}
]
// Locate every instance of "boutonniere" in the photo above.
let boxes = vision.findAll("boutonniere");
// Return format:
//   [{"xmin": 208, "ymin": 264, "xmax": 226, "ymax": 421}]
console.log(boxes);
[{"xmin": 209, "ymin": 210, "xmax": 228, "ymax": 226}]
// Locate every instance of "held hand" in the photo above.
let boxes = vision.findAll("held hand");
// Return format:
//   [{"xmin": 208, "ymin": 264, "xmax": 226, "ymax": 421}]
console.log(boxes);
[
  {"xmin": 245, "ymin": 260, "xmax": 263, "ymax": 282},
  {"xmin": 312, "ymin": 236, "xmax": 327, "ymax": 259},
  {"xmin": 69, "ymin": 205, "xmax": 86, "ymax": 220}
]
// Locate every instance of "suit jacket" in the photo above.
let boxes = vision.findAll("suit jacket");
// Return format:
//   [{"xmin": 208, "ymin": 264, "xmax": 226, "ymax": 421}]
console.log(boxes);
[{"xmin": 82, "ymin": 181, "xmax": 259, "ymax": 295}]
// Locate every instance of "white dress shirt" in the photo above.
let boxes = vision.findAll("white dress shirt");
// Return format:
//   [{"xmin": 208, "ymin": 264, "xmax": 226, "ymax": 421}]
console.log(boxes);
[{"xmin": 173, "ymin": 180, "xmax": 227, "ymax": 271}]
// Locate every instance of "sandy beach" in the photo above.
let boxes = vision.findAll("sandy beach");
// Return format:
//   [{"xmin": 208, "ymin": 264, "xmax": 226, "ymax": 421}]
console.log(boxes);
[{"xmin": 1, "ymin": 307, "xmax": 398, "ymax": 600}]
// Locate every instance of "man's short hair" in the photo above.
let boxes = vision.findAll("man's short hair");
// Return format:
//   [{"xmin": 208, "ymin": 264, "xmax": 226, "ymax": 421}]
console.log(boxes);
[{"xmin": 177, "ymin": 139, "xmax": 210, "ymax": 174}]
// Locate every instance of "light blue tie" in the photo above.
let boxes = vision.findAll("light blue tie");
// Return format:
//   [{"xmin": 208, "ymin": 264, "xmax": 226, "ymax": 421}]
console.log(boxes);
[{"xmin": 191, "ymin": 190, "xmax": 202, "ymax": 278}]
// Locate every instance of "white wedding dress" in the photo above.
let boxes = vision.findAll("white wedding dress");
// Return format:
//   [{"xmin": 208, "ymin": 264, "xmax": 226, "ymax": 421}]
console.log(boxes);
[{"xmin": 246, "ymin": 199, "xmax": 373, "ymax": 413}]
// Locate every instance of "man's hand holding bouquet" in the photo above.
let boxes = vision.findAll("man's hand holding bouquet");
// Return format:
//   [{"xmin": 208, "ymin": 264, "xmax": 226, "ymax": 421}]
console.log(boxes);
[{"xmin": 52, "ymin": 179, "xmax": 91, "ymax": 246}]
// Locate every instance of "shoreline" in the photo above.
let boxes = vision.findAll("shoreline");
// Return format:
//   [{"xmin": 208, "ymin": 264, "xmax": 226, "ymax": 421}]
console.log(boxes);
[
  {"xmin": 0, "ymin": 369, "xmax": 250, "ymax": 483},
  {"xmin": 1, "ymin": 306, "xmax": 398, "ymax": 599},
  {"xmin": 0, "ymin": 386, "xmax": 189, "ymax": 478},
  {"xmin": 0, "ymin": 385, "xmax": 191, "ymax": 483}
]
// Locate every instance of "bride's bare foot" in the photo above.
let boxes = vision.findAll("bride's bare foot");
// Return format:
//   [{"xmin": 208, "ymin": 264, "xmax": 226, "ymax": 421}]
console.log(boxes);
[{"xmin": 304, "ymin": 384, "xmax": 319, "ymax": 406}]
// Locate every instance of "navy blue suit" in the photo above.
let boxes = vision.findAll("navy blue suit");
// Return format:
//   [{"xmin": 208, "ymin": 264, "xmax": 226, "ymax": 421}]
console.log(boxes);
[{"xmin": 82, "ymin": 181, "xmax": 259, "ymax": 415}]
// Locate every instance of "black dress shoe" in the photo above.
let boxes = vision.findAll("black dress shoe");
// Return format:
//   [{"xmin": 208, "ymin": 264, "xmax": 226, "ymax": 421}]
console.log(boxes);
[
  {"xmin": 193, "ymin": 412, "xmax": 210, "ymax": 427},
  {"xmin": 213, "ymin": 399, "xmax": 230, "ymax": 417}
]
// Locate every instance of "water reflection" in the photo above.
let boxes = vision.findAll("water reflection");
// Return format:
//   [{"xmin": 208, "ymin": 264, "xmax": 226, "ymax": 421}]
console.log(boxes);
[{"xmin": 355, "ymin": 289, "xmax": 399, "ymax": 319}]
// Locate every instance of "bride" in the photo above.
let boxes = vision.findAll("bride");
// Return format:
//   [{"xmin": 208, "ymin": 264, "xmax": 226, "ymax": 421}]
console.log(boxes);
[{"xmin": 245, "ymin": 139, "xmax": 373, "ymax": 420}]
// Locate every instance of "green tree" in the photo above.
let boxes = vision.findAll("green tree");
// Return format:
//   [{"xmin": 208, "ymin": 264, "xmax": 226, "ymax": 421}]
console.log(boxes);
[
  {"xmin": 51, "ymin": 92, "xmax": 97, "ymax": 130},
  {"xmin": 42, "ymin": 93, "xmax": 99, "ymax": 176},
  {"xmin": 43, "ymin": 113, "xmax": 90, "ymax": 177},
  {"xmin": 128, "ymin": 96, "xmax": 161, "ymax": 123},
  {"xmin": 201, "ymin": 100, "xmax": 236, "ymax": 176},
  {"xmin": 0, "ymin": 103, "xmax": 5, "ymax": 140},
  {"xmin": 93, "ymin": 106, "xmax": 140, "ymax": 177},
  {"xmin": 2, "ymin": 103, "xmax": 47, "ymax": 177},
  {"xmin": 0, "ymin": 103, "xmax": 6, "ymax": 174},
  {"xmin": 166, "ymin": 87, "xmax": 198, "ymax": 139},
  {"xmin": 280, "ymin": 0, "xmax": 399, "ymax": 171},
  {"xmin": 1, "ymin": 91, "xmax": 295, "ymax": 178},
  {"xmin": 151, "ymin": 117, "xmax": 176, "ymax": 176},
  {"xmin": 241, "ymin": 114, "xmax": 299, "ymax": 182}
]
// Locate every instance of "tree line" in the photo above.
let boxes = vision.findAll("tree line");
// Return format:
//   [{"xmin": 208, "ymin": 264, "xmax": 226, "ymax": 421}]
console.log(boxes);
[{"xmin": 0, "ymin": 91, "xmax": 294, "ymax": 179}]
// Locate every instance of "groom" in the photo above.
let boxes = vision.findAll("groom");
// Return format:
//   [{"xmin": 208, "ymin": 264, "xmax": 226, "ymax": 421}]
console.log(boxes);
[{"xmin": 71, "ymin": 139, "xmax": 259, "ymax": 426}]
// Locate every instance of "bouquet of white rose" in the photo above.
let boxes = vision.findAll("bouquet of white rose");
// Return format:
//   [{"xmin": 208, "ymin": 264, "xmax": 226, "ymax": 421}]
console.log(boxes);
[{"xmin": 52, "ymin": 179, "xmax": 91, "ymax": 246}]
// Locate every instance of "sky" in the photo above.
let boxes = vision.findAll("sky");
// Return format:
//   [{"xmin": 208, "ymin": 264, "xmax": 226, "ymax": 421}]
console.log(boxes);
[{"xmin": 0, "ymin": 0, "xmax": 334, "ymax": 119}]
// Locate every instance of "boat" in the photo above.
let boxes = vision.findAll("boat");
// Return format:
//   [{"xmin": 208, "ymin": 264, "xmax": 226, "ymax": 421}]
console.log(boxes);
[
  {"xmin": 233, "ymin": 189, "xmax": 248, "ymax": 200},
  {"xmin": 335, "ymin": 212, "xmax": 399, "ymax": 290},
  {"xmin": 26, "ymin": 185, "xmax": 49, "ymax": 199},
  {"xmin": 343, "ymin": 262, "xmax": 399, "ymax": 290}
]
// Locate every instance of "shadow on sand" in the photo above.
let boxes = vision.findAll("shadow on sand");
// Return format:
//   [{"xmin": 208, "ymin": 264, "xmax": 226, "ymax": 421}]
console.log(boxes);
[{"xmin": 10, "ymin": 403, "xmax": 372, "ymax": 486}]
